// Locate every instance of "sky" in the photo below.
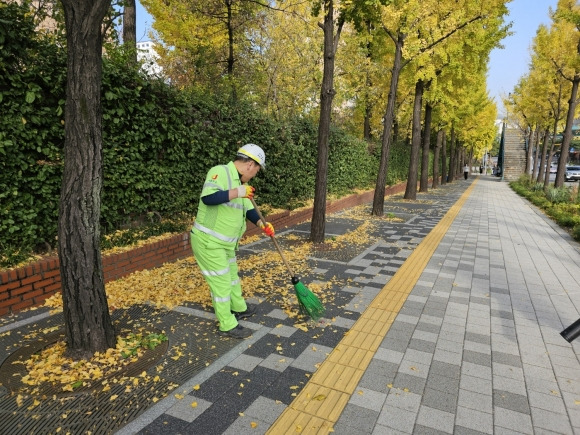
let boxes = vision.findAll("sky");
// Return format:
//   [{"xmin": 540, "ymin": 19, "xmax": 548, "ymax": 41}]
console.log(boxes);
[
  {"xmin": 135, "ymin": 0, "xmax": 558, "ymax": 118},
  {"xmin": 487, "ymin": 0, "xmax": 558, "ymax": 117}
]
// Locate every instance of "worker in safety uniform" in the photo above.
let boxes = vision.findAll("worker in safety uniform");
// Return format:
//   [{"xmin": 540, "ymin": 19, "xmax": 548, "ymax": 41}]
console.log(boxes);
[{"xmin": 191, "ymin": 144, "xmax": 275, "ymax": 339}]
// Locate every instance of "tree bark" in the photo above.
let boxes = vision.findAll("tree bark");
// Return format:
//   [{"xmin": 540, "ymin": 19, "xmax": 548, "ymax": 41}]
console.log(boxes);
[
  {"xmin": 448, "ymin": 126, "xmax": 456, "ymax": 182},
  {"xmin": 532, "ymin": 127, "xmax": 540, "ymax": 180},
  {"xmin": 363, "ymin": 20, "xmax": 372, "ymax": 141},
  {"xmin": 419, "ymin": 102, "xmax": 432, "ymax": 192},
  {"xmin": 226, "ymin": 0, "xmax": 237, "ymax": 102},
  {"xmin": 441, "ymin": 129, "xmax": 447, "ymax": 185},
  {"xmin": 555, "ymin": 76, "xmax": 579, "ymax": 187},
  {"xmin": 525, "ymin": 126, "xmax": 534, "ymax": 176},
  {"xmin": 59, "ymin": 0, "xmax": 116, "ymax": 360},
  {"xmin": 123, "ymin": 0, "xmax": 137, "ymax": 64},
  {"xmin": 537, "ymin": 128, "xmax": 549, "ymax": 183},
  {"xmin": 311, "ymin": 0, "xmax": 340, "ymax": 243},
  {"xmin": 372, "ymin": 33, "xmax": 404, "ymax": 216},
  {"xmin": 404, "ymin": 79, "xmax": 424, "ymax": 200},
  {"xmin": 432, "ymin": 128, "xmax": 443, "ymax": 189}
]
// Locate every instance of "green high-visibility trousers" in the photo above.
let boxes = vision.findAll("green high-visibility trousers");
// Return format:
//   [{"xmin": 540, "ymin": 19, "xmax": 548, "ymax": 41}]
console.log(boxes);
[{"xmin": 191, "ymin": 231, "xmax": 247, "ymax": 332}]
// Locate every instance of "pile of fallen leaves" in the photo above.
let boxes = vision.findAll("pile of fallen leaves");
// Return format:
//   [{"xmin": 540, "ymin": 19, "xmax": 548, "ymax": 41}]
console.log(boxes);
[
  {"xmin": 13, "ymin": 330, "xmax": 169, "ymax": 403},
  {"xmin": 22, "ymin": 205, "xmax": 385, "ymax": 397}
]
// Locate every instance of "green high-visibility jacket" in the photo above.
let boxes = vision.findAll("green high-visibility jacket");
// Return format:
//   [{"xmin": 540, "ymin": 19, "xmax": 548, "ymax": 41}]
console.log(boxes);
[{"xmin": 192, "ymin": 161, "xmax": 252, "ymax": 248}]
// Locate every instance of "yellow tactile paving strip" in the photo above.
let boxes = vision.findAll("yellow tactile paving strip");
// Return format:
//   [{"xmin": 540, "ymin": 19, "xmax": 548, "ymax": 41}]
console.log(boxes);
[{"xmin": 267, "ymin": 180, "xmax": 477, "ymax": 434}]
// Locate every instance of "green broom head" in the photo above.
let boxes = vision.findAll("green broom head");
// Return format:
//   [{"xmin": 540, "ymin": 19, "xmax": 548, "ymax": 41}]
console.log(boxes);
[{"xmin": 292, "ymin": 276, "xmax": 325, "ymax": 320}]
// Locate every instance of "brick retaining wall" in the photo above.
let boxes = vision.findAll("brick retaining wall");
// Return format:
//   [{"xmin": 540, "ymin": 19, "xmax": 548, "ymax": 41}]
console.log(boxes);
[{"xmin": 0, "ymin": 183, "xmax": 407, "ymax": 316}]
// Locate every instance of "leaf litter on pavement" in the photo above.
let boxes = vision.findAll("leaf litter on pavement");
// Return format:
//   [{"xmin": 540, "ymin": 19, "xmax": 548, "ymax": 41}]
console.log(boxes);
[{"xmin": 10, "ymin": 205, "xmax": 403, "ymax": 408}]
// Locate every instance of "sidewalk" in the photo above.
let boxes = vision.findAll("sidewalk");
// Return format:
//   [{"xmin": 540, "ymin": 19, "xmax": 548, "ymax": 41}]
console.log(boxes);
[{"xmin": 2, "ymin": 176, "xmax": 580, "ymax": 434}]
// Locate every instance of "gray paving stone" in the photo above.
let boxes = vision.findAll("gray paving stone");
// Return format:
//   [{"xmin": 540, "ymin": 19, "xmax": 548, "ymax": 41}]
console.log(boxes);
[
  {"xmin": 289, "ymin": 343, "xmax": 332, "ymax": 372},
  {"xmin": 403, "ymin": 348, "xmax": 434, "ymax": 365},
  {"xmin": 426, "ymin": 373, "xmax": 459, "ymax": 395},
  {"xmin": 491, "ymin": 351, "xmax": 523, "ymax": 367},
  {"xmin": 242, "ymin": 396, "xmax": 286, "ymax": 424},
  {"xmin": 259, "ymin": 353, "xmax": 295, "ymax": 372},
  {"xmin": 438, "ymin": 329, "xmax": 465, "ymax": 343},
  {"xmin": 553, "ymin": 362, "xmax": 580, "ymax": 381},
  {"xmin": 348, "ymin": 387, "xmax": 387, "ymax": 412},
  {"xmin": 398, "ymin": 359, "xmax": 430, "ymax": 379},
  {"xmin": 341, "ymin": 285, "xmax": 361, "ymax": 293},
  {"xmin": 461, "ymin": 361, "xmax": 492, "ymax": 380},
  {"xmin": 359, "ymin": 359, "xmax": 399, "ymax": 391},
  {"xmin": 376, "ymin": 404, "xmax": 417, "ymax": 433},
  {"xmin": 456, "ymin": 405, "xmax": 493, "ymax": 434},
  {"xmin": 265, "ymin": 308, "xmax": 288, "ymax": 320},
  {"xmin": 334, "ymin": 403, "xmax": 379, "ymax": 433},
  {"xmin": 523, "ymin": 364, "xmax": 558, "ymax": 383},
  {"xmin": 528, "ymin": 390, "xmax": 567, "ymax": 414},
  {"xmin": 422, "ymin": 388, "xmax": 457, "ymax": 413},
  {"xmin": 395, "ymin": 313, "xmax": 421, "ymax": 325},
  {"xmin": 463, "ymin": 350, "xmax": 492, "ymax": 367},
  {"xmin": 416, "ymin": 405, "xmax": 455, "ymax": 433},
  {"xmin": 382, "ymin": 337, "xmax": 413, "ymax": 353},
  {"xmin": 458, "ymin": 389, "xmax": 492, "ymax": 413},
  {"xmin": 330, "ymin": 315, "xmax": 356, "ymax": 329},
  {"xmin": 465, "ymin": 332, "xmax": 491, "ymax": 345},
  {"xmin": 530, "ymin": 407, "xmax": 574, "ymax": 434},
  {"xmin": 392, "ymin": 372, "xmax": 427, "ymax": 395},
  {"xmin": 267, "ymin": 324, "xmax": 297, "ymax": 338},
  {"xmin": 492, "ymin": 375, "xmax": 527, "ymax": 396},
  {"xmin": 408, "ymin": 338, "xmax": 437, "ymax": 354},
  {"xmin": 165, "ymin": 395, "xmax": 212, "ymax": 423},
  {"xmin": 493, "ymin": 362, "xmax": 524, "ymax": 381},
  {"xmin": 436, "ymin": 338, "xmax": 464, "ymax": 353},
  {"xmin": 430, "ymin": 360, "xmax": 461, "ymax": 379},
  {"xmin": 374, "ymin": 347, "xmax": 404, "ymax": 365},
  {"xmin": 524, "ymin": 375, "xmax": 560, "ymax": 395},
  {"xmin": 224, "ymin": 417, "xmax": 270, "ymax": 435},
  {"xmin": 493, "ymin": 407, "xmax": 534, "ymax": 434},
  {"xmin": 493, "ymin": 389, "xmax": 531, "ymax": 414},
  {"xmin": 459, "ymin": 374, "xmax": 493, "ymax": 395},
  {"xmin": 229, "ymin": 353, "xmax": 264, "ymax": 372},
  {"xmin": 385, "ymin": 388, "xmax": 422, "ymax": 412}
]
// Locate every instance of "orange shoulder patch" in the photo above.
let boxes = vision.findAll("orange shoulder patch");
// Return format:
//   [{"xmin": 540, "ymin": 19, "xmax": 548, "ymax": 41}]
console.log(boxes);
[{"xmin": 211, "ymin": 174, "xmax": 219, "ymax": 180}]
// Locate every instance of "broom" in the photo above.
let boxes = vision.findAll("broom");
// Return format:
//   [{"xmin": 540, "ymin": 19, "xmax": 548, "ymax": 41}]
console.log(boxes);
[{"xmin": 250, "ymin": 198, "xmax": 325, "ymax": 320}]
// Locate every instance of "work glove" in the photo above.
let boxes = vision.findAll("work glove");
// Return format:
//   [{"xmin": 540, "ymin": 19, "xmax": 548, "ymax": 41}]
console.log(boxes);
[
  {"xmin": 259, "ymin": 221, "xmax": 275, "ymax": 237},
  {"xmin": 237, "ymin": 185, "xmax": 255, "ymax": 199}
]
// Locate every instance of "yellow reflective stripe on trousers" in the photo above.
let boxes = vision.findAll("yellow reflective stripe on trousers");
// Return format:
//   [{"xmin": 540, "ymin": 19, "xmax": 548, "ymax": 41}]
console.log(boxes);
[
  {"xmin": 201, "ymin": 266, "xmax": 230, "ymax": 277},
  {"xmin": 211, "ymin": 292, "xmax": 231, "ymax": 303}
]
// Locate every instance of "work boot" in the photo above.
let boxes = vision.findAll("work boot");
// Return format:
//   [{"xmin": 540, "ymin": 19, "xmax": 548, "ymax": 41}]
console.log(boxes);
[
  {"xmin": 218, "ymin": 324, "xmax": 253, "ymax": 339},
  {"xmin": 233, "ymin": 303, "xmax": 257, "ymax": 320}
]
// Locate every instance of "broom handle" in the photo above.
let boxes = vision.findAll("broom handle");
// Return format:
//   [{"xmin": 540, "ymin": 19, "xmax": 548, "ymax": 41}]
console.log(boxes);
[{"xmin": 250, "ymin": 198, "xmax": 296, "ymax": 277}]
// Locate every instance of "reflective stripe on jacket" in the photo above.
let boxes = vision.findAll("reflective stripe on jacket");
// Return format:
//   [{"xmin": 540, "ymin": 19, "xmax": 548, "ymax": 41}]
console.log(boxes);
[{"xmin": 192, "ymin": 161, "xmax": 251, "ymax": 247}]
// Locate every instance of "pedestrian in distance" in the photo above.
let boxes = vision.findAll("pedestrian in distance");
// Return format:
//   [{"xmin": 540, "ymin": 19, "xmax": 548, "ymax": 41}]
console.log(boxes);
[
  {"xmin": 463, "ymin": 164, "xmax": 469, "ymax": 180},
  {"xmin": 190, "ymin": 144, "xmax": 275, "ymax": 339}
]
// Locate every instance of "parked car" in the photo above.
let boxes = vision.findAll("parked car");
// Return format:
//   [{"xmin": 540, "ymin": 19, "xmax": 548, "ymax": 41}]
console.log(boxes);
[
  {"xmin": 550, "ymin": 164, "xmax": 557, "ymax": 174},
  {"xmin": 565, "ymin": 166, "xmax": 580, "ymax": 182}
]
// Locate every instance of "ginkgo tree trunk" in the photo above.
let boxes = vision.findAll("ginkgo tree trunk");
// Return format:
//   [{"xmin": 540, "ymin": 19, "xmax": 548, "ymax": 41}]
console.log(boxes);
[
  {"xmin": 59, "ymin": 0, "xmax": 116, "ymax": 360},
  {"xmin": 123, "ymin": 0, "xmax": 137, "ymax": 64},
  {"xmin": 310, "ymin": 0, "xmax": 343, "ymax": 244}
]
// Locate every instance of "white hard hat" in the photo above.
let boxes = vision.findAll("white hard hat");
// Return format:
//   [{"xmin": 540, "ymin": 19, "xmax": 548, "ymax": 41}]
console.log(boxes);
[{"xmin": 237, "ymin": 143, "xmax": 266, "ymax": 169}]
